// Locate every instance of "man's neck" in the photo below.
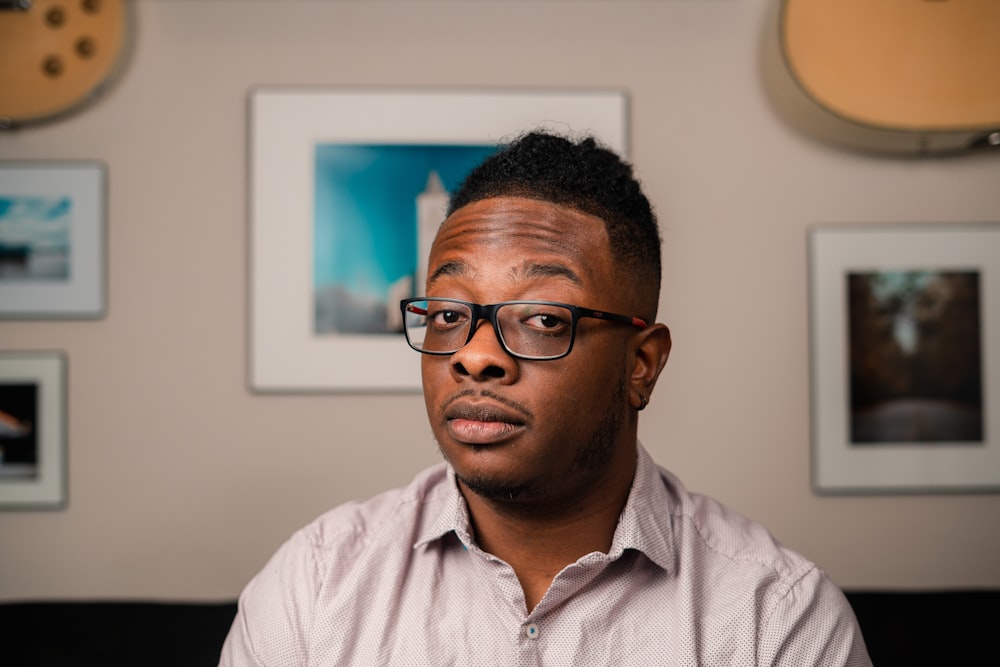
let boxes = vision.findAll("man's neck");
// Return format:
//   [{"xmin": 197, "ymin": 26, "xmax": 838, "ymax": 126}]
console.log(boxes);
[{"xmin": 460, "ymin": 451, "xmax": 637, "ymax": 612}]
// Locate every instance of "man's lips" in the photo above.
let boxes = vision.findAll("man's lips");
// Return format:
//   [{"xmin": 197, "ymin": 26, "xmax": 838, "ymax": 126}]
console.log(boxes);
[
  {"xmin": 448, "ymin": 418, "xmax": 523, "ymax": 444},
  {"xmin": 444, "ymin": 403, "xmax": 527, "ymax": 445}
]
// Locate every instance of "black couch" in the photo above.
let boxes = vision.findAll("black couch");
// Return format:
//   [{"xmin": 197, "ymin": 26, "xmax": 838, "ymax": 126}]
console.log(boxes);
[{"xmin": 0, "ymin": 591, "xmax": 995, "ymax": 665}]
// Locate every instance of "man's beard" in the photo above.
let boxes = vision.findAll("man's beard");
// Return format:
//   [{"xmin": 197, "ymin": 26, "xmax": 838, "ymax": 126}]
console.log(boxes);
[{"xmin": 451, "ymin": 378, "xmax": 626, "ymax": 508}]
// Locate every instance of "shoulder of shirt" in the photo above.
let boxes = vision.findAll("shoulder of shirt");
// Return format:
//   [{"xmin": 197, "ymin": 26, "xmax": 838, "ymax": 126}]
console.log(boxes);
[
  {"xmin": 290, "ymin": 461, "xmax": 452, "ymax": 555},
  {"xmin": 654, "ymin": 463, "xmax": 819, "ymax": 590}
]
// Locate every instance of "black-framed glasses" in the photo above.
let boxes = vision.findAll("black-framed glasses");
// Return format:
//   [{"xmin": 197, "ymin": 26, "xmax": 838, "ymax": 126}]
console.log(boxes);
[{"xmin": 400, "ymin": 297, "xmax": 647, "ymax": 361}]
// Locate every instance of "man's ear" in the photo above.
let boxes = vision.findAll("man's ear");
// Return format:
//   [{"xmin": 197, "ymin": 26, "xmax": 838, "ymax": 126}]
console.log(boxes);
[{"xmin": 628, "ymin": 323, "xmax": 671, "ymax": 410}]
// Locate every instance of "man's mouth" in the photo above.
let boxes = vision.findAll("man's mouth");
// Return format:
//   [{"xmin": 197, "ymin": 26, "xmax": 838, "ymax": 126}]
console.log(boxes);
[
  {"xmin": 444, "ymin": 404, "xmax": 527, "ymax": 445},
  {"xmin": 447, "ymin": 417, "xmax": 522, "ymax": 444}
]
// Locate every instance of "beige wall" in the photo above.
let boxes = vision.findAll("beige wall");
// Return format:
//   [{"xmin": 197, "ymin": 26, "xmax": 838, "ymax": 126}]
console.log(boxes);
[{"xmin": 2, "ymin": 0, "xmax": 998, "ymax": 601}]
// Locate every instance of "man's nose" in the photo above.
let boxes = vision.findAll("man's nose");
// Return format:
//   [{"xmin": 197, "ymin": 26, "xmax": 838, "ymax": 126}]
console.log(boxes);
[{"xmin": 449, "ymin": 320, "xmax": 518, "ymax": 382}]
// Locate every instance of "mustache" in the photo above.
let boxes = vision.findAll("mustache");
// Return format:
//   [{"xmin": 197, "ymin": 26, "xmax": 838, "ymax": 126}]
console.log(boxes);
[{"xmin": 442, "ymin": 389, "xmax": 534, "ymax": 421}]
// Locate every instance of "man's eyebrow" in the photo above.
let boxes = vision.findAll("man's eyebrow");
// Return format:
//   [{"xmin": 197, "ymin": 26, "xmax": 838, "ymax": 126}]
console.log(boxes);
[
  {"xmin": 427, "ymin": 260, "xmax": 583, "ymax": 288},
  {"xmin": 427, "ymin": 261, "xmax": 467, "ymax": 286},
  {"xmin": 517, "ymin": 262, "xmax": 583, "ymax": 285}
]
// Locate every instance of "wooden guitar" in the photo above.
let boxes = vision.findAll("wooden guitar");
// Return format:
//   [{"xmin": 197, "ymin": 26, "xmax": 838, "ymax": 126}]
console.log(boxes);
[
  {"xmin": 769, "ymin": 0, "xmax": 1000, "ymax": 154},
  {"xmin": 0, "ymin": 0, "xmax": 127, "ymax": 128}
]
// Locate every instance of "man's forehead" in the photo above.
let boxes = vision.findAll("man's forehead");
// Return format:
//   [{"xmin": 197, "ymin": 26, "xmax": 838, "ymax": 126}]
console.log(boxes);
[
  {"xmin": 427, "ymin": 197, "xmax": 611, "ymax": 291},
  {"xmin": 432, "ymin": 196, "xmax": 608, "ymax": 251}
]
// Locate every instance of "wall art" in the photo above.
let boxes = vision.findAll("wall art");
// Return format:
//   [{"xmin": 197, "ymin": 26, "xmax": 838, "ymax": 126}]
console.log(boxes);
[
  {"xmin": 249, "ymin": 88, "xmax": 627, "ymax": 391},
  {"xmin": 0, "ymin": 162, "xmax": 105, "ymax": 318},
  {"xmin": 809, "ymin": 223, "xmax": 1000, "ymax": 493},
  {"xmin": 0, "ymin": 351, "xmax": 67, "ymax": 509}
]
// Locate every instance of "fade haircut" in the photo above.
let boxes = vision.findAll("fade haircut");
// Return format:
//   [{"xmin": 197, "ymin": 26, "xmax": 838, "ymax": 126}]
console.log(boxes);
[{"xmin": 448, "ymin": 130, "xmax": 662, "ymax": 317}]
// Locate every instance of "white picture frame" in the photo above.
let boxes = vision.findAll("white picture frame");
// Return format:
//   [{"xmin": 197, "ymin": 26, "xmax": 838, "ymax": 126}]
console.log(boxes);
[
  {"xmin": 249, "ymin": 88, "xmax": 628, "ymax": 392},
  {"xmin": 809, "ymin": 223, "xmax": 1000, "ymax": 493},
  {"xmin": 0, "ymin": 162, "xmax": 106, "ymax": 318},
  {"xmin": 0, "ymin": 352, "xmax": 67, "ymax": 509}
]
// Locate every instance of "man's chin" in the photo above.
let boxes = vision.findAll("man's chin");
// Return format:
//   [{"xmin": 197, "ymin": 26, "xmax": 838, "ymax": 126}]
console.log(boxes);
[
  {"xmin": 438, "ymin": 440, "xmax": 545, "ymax": 504},
  {"xmin": 454, "ymin": 471, "xmax": 537, "ymax": 504}
]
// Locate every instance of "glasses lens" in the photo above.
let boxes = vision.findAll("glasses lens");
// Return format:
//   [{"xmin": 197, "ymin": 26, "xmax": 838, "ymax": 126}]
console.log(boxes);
[
  {"xmin": 404, "ymin": 299, "xmax": 472, "ymax": 353},
  {"xmin": 497, "ymin": 302, "xmax": 574, "ymax": 359},
  {"xmin": 403, "ymin": 300, "xmax": 576, "ymax": 359}
]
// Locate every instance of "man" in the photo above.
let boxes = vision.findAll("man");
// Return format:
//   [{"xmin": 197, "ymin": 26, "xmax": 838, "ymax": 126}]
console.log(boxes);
[{"xmin": 221, "ymin": 131, "xmax": 871, "ymax": 665}]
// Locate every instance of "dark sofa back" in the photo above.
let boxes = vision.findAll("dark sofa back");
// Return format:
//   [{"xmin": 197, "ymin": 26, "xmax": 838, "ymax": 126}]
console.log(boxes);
[{"xmin": 0, "ymin": 592, "xmax": 996, "ymax": 666}]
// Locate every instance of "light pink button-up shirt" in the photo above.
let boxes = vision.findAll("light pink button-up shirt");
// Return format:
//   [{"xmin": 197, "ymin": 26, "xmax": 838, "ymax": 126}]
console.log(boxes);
[{"xmin": 220, "ymin": 445, "xmax": 871, "ymax": 666}]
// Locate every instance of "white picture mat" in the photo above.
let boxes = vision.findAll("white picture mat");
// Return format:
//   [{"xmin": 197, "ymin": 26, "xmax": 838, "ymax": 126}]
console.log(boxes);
[
  {"xmin": 0, "ymin": 163, "xmax": 105, "ymax": 317},
  {"xmin": 250, "ymin": 88, "xmax": 628, "ymax": 392},
  {"xmin": 809, "ymin": 224, "xmax": 1000, "ymax": 493},
  {"xmin": 0, "ymin": 353, "xmax": 66, "ymax": 508}
]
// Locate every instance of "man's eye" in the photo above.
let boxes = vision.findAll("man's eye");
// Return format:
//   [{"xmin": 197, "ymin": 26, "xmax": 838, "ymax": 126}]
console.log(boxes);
[
  {"xmin": 531, "ymin": 314, "xmax": 560, "ymax": 328},
  {"xmin": 431, "ymin": 310, "xmax": 464, "ymax": 326},
  {"xmin": 524, "ymin": 313, "xmax": 569, "ymax": 332}
]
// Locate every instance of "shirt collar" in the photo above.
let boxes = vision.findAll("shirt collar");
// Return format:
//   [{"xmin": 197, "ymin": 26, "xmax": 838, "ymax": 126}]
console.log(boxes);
[
  {"xmin": 414, "ymin": 464, "xmax": 476, "ymax": 550},
  {"xmin": 609, "ymin": 442, "xmax": 675, "ymax": 571},
  {"xmin": 414, "ymin": 442, "xmax": 676, "ymax": 572}
]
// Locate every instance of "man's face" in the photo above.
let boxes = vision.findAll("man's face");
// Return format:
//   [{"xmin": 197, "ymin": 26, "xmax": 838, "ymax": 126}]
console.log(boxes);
[{"xmin": 421, "ymin": 196, "xmax": 640, "ymax": 512}]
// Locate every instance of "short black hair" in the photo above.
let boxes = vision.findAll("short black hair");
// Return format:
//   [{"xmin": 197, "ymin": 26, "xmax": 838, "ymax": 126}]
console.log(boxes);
[{"xmin": 448, "ymin": 130, "xmax": 662, "ymax": 317}]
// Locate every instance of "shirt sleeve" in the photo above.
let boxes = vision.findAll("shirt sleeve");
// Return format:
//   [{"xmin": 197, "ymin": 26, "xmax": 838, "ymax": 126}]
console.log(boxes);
[
  {"xmin": 219, "ymin": 528, "xmax": 320, "ymax": 667},
  {"xmin": 758, "ymin": 566, "xmax": 873, "ymax": 667}
]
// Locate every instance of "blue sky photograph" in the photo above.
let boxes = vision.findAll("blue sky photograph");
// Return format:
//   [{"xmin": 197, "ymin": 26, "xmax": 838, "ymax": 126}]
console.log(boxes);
[
  {"xmin": 0, "ymin": 197, "xmax": 71, "ymax": 250},
  {"xmin": 0, "ymin": 196, "xmax": 72, "ymax": 281},
  {"xmin": 313, "ymin": 143, "xmax": 494, "ymax": 334}
]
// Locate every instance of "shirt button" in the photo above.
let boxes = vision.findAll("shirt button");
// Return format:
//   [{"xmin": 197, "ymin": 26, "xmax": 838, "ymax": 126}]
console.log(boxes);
[{"xmin": 525, "ymin": 623, "xmax": 539, "ymax": 639}]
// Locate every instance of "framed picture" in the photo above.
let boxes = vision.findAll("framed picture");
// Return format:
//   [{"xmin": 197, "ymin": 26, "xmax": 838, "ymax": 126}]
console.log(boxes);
[
  {"xmin": 809, "ymin": 223, "xmax": 1000, "ymax": 493},
  {"xmin": 0, "ymin": 162, "xmax": 106, "ymax": 318},
  {"xmin": 0, "ymin": 352, "xmax": 67, "ymax": 509},
  {"xmin": 249, "ymin": 88, "xmax": 628, "ymax": 392}
]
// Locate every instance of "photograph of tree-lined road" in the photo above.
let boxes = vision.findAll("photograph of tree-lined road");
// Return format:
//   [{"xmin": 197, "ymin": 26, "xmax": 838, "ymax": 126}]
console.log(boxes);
[{"xmin": 847, "ymin": 270, "xmax": 983, "ymax": 445}]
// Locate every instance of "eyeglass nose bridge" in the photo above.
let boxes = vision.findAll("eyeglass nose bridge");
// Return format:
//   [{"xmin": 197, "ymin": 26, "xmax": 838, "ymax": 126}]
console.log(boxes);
[{"xmin": 462, "ymin": 302, "xmax": 510, "ymax": 352}]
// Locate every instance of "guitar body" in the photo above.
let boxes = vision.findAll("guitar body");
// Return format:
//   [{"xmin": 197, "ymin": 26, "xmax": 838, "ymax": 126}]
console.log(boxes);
[
  {"xmin": 767, "ymin": 0, "xmax": 1000, "ymax": 154},
  {"xmin": 0, "ymin": 0, "xmax": 127, "ymax": 128}
]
